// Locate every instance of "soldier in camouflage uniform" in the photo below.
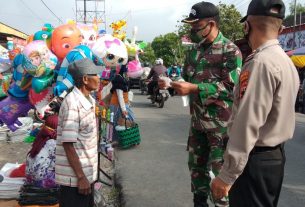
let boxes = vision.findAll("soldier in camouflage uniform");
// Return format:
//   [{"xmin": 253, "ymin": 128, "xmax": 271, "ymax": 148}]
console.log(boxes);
[{"xmin": 168, "ymin": 2, "xmax": 242, "ymax": 207}]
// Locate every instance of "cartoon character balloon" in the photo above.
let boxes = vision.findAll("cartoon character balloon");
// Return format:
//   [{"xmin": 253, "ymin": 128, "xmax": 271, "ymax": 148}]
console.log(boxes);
[
  {"xmin": 92, "ymin": 34, "xmax": 128, "ymax": 68},
  {"xmin": 53, "ymin": 44, "xmax": 104, "ymax": 96},
  {"xmin": 8, "ymin": 54, "xmax": 32, "ymax": 98},
  {"xmin": 22, "ymin": 40, "xmax": 58, "ymax": 93},
  {"xmin": 77, "ymin": 23, "xmax": 98, "ymax": 49},
  {"xmin": 51, "ymin": 24, "xmax": 82, "ymax": 62},
  {"xmin": 34, "ymin": 23, "xmax": 54, "ymax": 50}
]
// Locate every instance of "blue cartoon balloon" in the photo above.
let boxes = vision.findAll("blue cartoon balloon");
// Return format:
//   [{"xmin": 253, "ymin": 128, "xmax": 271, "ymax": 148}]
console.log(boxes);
[{"xmin": 54, "ymin": 44, "xmax": 104, "ymax": 96}]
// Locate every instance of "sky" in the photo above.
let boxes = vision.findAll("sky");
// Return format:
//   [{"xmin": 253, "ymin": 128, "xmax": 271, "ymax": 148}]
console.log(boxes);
[{"xmin": 0, "ymin": 0, "xmax": 300, "ymax": 42}]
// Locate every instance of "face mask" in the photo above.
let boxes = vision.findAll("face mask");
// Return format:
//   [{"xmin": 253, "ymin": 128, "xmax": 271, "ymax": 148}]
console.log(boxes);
[{"xmin": 189, "ymin": 22, "xmax": 211, "ymax": 44}]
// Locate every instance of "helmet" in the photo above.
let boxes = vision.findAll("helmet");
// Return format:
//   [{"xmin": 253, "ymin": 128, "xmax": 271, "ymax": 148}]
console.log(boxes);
[{"xmin": 155, "ymin": 58, "xmax": 163, "ymax": 65}]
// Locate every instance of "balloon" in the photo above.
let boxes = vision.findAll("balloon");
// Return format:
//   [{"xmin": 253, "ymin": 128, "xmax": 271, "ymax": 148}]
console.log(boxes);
[
  {"xmin": 54, "ymin": 45, "xmax": 104, "ymax": 96},
  {"xmin": 34, "ymin": 31, "xmax": 52, "ymax": 49},
  {"xmin": 110, "ymin": 20, "xmax": 127, "ymax": 41},
  {"xmin": 0, "ymin": 74, "xmax": 12, "ymax": 98},
  {"xmin": 127, "ymin": 59, "xmax": 143, "ymax": 78},
  {"xmin": 0, "ymin": 95, "xmax": 33, "ymax": 131},
  {"xmin": 0, "ymin": 45, "xmax": 11, "ymax": 72},
  {"xmin": 77, "ymin": 23, "xmax": 98, "ymax": 49},
  {"xmin": 27, "ymin": 34, "xmax": 34, "ymax": 44},
  {"xmin": 8, "ymin": 54, "xmax": 31, "ymax": 98},
  {"xmin": 51, "ymin": 24, "xmax": 82, "ymax": 62},
  {"xmin": 92, "ymin": 34, "xmax": 128, "ymax": 68},
  {"xmin": 8, "ymin": 48, "xmax": 21, "ymax": 61},
  {"xmin": 23, "ymin": 40, "xmax": 57, "ymax": 76},
  {"xmin": 29, "ymin": 86, "xmax": 53, "ymax": 116}
]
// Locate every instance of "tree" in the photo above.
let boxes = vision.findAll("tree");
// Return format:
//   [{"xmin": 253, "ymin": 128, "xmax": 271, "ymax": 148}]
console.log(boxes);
[
  {"xmin": 218, "ymin": 3, "xmax": 243, "ymax": 41},
  {"xmin": 284, "ymin": 2, "xmax": 305, "ymax": 27},
  {"xmin": 289, "ymin": 2, "xmax": 305, "ymax": 14},
  {"xmin": 139, "ymin": 43, "xmax": 156, "ymax": 65},
  {"xmin": 151, "ymin": 33, "xmax": 184, "ymax": 67}
]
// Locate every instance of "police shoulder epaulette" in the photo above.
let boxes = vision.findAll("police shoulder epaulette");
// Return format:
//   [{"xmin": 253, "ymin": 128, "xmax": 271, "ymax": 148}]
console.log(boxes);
[{"xmin": 244, "ymin": 52, "xmax": 255, "ymax": 63}]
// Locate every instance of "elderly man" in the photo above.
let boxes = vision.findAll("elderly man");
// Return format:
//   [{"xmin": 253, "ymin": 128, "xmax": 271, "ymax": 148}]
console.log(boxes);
[
  {"xmin": 211, "ymin": 0, "xmax": 300, "ymax": 207},
  {"xmin": 55, "ymin": 58, "xmax": 101, "ymax": 207}
]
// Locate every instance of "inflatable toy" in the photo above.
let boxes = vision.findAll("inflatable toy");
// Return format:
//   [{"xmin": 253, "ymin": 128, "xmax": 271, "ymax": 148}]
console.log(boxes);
[
  {"xmin": 54, "ymin": 45, "xmax": 104, "ymax": 96},
  {"xmin": 0, "ymin": 96, "xmax": 33, "ymax": 131},
  {"xmin": 51, "ymin": 24, "xmax": 82, "ymax": 62},
  {"xmin": 77, "ymin": 23, "xmax": 98, "ymax": 49}
]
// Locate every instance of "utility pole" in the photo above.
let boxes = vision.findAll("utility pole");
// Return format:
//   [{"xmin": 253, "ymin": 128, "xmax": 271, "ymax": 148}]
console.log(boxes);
[
  {"xmin": 293, "ymin": 0, "xmax": 297, "ymax": 50},
  {"xmin": 75, "ymin": 0, "xmax": 106, "ymax": 30},
  {"xmin": 84, "ymin": 0, "xmax": 87, "ymax": 24}
]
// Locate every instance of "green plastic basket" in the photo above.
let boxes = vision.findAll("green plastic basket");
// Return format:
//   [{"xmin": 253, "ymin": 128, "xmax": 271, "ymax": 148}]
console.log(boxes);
[{"xmin": 117, "ymin": 123, "xmax": 141, "ymax": 149}]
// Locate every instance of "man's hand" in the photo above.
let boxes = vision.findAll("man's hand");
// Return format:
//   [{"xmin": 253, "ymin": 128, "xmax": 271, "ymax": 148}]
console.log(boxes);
[
  {"xmin": 78, "ymin": 176, "xmax": 91, "ymax": 195},
  {"xmin": 211, "ymin": 177, "xmax": 232, "ymax": 200},
  {"xmin": 171, "ymin": 81, "xmax": 199, "ymax": 96}
]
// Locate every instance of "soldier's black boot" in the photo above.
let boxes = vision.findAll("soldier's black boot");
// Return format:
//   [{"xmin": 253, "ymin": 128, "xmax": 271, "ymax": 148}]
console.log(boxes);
[{"xmin": 193, "ymin": 193, "xmax": 209, "ymax": 207}]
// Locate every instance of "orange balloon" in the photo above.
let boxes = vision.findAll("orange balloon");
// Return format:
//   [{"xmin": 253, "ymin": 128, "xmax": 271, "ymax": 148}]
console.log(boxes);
[
  {"xmin": 51, "ymin": 24, "xmax": 82, "ymax": 62},
  {"xmin": 27, "ymin": 34, "xmax": 34, "ymax": 44}
]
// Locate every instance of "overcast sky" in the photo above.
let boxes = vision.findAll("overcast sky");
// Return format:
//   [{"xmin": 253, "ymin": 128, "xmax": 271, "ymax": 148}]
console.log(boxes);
[{"xmin": 0, "ymin": 0, "xmax": 298, "ymax": 42}]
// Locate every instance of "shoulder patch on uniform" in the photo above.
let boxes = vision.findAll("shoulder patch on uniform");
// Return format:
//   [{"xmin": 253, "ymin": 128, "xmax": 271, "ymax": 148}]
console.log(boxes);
[
  {"xmin": 239, "ymin": 70, "xmax": 250, "ymax": 99},
  {"xmin": 244, "ymin": 52, "xmax": 255, "ymax": 63}
]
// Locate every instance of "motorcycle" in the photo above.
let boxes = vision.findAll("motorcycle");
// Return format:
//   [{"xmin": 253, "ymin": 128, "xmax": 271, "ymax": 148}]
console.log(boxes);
[
  {"xmin": 139, "ymin": 79, "xmax": 149, "ymax": 95},
  {"xmin": 139, "ymin": 67, "xmax": 151, "ymax": 95},
  {"xmin": 151, "ymin": 84, "xmax": 169, "ymax": 108}
]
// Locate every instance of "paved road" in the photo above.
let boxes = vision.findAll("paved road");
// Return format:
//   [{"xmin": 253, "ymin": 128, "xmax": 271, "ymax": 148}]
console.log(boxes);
[{"xmin": 116, "ymin": 91, "xmax": 305, "ymax": 207}]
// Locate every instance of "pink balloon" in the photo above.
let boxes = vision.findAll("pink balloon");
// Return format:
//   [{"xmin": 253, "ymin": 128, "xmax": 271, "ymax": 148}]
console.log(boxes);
[{"xmin": 127, "ymin": 60, "xmax": 143, "ymax": 78}]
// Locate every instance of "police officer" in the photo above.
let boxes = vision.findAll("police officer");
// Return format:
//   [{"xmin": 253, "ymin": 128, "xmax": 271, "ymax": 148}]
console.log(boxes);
[
  {"xmin": 160, "ymin": 1, "xmax": 242, "ymax": 206},
  {"xmin": 211, "ymin": 0, "xmax": 300, "ymax": 207}
]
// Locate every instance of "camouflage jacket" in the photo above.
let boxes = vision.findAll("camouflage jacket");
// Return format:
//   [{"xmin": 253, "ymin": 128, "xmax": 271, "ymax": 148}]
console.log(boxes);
[{"xmin": 183, "ymin": 32, "xmax": 242, "ymax": 132}]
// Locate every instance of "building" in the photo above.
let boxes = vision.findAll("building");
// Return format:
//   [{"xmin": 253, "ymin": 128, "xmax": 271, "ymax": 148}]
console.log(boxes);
[{"xmin": 0, "ymin": 22, "xmax": 28, "ymax": 49}]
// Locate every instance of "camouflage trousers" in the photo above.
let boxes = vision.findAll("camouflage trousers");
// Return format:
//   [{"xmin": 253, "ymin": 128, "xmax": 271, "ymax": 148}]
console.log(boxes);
[{"xmin": 188, "ymin": 127, "xmax": 229, "ymax": 207}]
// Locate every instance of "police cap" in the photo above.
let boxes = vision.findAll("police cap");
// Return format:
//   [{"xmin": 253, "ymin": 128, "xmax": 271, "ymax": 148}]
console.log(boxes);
[{"xmin": 240, "ymin": 0, "xmax": 285, "ymax": 23}]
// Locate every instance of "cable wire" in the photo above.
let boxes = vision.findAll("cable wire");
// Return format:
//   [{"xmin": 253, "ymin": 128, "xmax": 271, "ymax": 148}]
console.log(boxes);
[
  {"xmin": 20, "ymin": 0, "xmax": 45, "ymax": 24},
  {"xmin": 40, "ymin": 0, "xmax": 64, "ymax": 24}
]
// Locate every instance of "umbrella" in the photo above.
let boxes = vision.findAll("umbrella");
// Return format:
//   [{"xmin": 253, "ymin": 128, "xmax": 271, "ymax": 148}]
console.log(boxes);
[{"xmin": 287, "ymin": 47, "xmax": 305, "ymax": 68}]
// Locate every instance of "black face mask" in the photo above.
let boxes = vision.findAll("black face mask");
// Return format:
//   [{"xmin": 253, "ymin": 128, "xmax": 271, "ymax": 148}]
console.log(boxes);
[{"xmin": 189, "ymin": 22, "xmax": 212, "ymax": 44}]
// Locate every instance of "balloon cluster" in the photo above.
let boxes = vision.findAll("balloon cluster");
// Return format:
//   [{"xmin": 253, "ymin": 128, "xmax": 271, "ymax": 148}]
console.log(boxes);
[{"xmin": 0, "ymin": 19, "xmax": 150, "ymax": 131}]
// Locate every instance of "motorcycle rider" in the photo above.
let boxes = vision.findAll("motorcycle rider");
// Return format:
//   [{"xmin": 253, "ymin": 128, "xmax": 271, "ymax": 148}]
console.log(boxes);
[
  {"xmin": 140, "ymin": 62, "xmax": 151, "ymax": 94},
  {"xmin": 146, "ymin": 58, "xmax": 167, "ymax": 99},
  {"xmin": 168, "ymin": 63, "xmax": 182, "ymax": 80}
]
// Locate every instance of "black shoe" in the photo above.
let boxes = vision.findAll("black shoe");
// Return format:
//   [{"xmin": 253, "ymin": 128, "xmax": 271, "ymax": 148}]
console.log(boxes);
[{"xmin": 194, "ymin": 194, "xmax": 209, "ymax": 207}]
